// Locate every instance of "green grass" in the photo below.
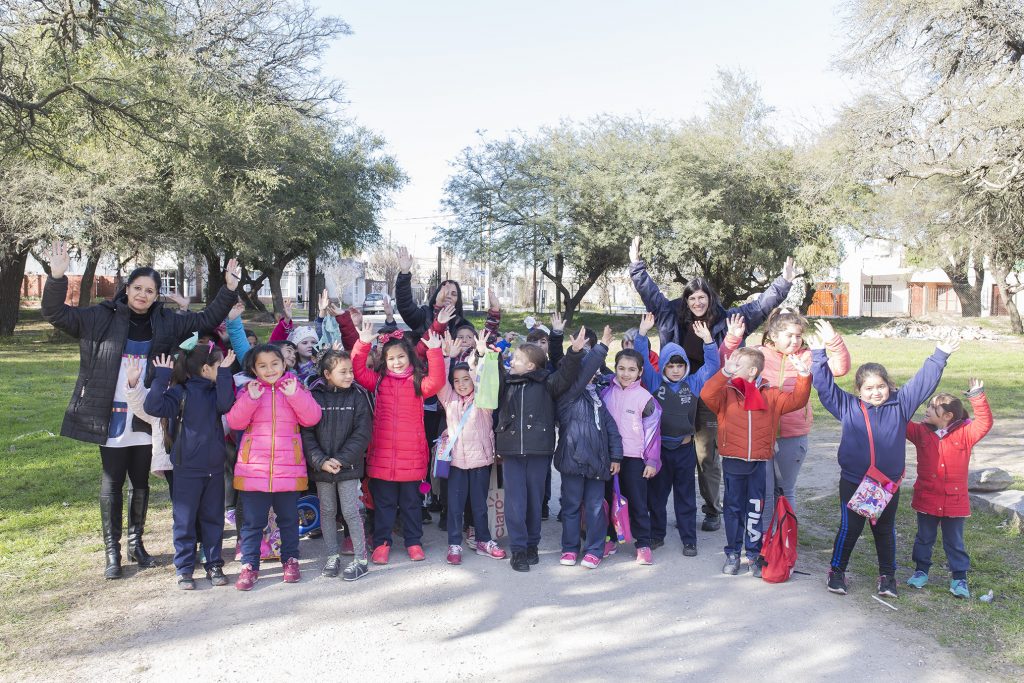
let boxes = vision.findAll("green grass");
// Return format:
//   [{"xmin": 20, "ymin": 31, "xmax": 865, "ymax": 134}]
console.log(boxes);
[{"xmin": 800, "ymin": 489, "xmax": 1024, "ymax": 671}]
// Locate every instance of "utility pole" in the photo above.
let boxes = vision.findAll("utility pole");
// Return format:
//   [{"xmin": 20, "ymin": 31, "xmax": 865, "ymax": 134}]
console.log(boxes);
[{"xmin": 436, "ymin": 246, "xmax": 442, "ymax": 290}]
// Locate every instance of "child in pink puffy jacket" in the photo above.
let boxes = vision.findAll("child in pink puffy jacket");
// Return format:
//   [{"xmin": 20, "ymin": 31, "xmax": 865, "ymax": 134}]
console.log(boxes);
[{"xmin": 225, "ymin": 344, "xmax": 322, "ymax": 591}]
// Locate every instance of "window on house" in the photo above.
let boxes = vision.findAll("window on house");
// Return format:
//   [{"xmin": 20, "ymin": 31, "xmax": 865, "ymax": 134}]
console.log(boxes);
[
  {"xmin": 159, "ymin": 270, "xmax": 177, "ymax": 295},
  {"xmin": 863, "ymin": 284, "xmax": 892, "ymax": 303}
]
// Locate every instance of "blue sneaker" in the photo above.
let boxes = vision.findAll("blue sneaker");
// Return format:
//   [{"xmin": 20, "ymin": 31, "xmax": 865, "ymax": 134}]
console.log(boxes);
[
  {"xmin": 950, "ymin": 579, "xmax": 970, "ymax": 599},
  {"xmin": 907, "ymin": 570, "xmax": 929, "ymax": 589}
]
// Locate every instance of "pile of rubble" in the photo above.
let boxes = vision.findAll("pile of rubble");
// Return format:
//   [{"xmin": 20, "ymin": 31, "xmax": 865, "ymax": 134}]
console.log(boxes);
[{"xmin": 860, "ymin": 318, "xmax": 999, "ymax": 341}]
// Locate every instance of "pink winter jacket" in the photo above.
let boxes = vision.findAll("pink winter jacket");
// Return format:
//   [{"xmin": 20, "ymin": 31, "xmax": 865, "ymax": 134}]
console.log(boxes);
[
  {"xmin": 225, "ymin": 372, "xmax": 323, "ymax": 492},
  {"xmin": 721, "ymin": 334, "xmax": 850, "ymax": 438},
  {"xmin": 437, "ymin": 380, "xmax": 495, "ymax": 470}
]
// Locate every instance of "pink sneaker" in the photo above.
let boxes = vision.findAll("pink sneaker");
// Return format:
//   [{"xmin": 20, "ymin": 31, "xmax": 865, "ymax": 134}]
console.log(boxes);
[
  {"xmin": 559, "ymin": 552, "xmax": 578, "ymax": 566},
  {"xmin": 581, "ymin": 553, "xmax": 602, "ymax": 569},
  {"xmin": 282, "ymin": 557, "xmax": 301, "ymax": 583},
  {"xmin": 636, "ymin": 547, "xmax": 653, "ymax": 565},
  {"xmin": 235, "ymin": 564, "xmax": 258, "ymax": 591},
  {"xmin": 341, "ymin": 536, "xmax": 355, "ymax": 556},
  {"xmin": 604, "ymin": 541, "xmax": 618, "ymax": 558},
  {"xmin": 446, "ymin": 545, "xmax": 463, "ymax": 565},
  {"xmin": 407, "ymin": 545, "xmax": 426, "ymax": 562},
  {"xmin": 475, "ymin": 540, "xmax": 506, "ymax": 560}
]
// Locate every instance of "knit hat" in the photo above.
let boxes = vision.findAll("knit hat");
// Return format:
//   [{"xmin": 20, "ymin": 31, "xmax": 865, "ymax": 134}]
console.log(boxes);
[{"xmin": 288, "ymin": 325, "xmax": 318, "ymax": 345}]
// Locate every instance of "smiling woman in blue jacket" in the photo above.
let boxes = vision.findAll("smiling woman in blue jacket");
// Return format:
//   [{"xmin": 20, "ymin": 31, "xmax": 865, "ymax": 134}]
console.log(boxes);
[{"xmin": 811, "ymin": 335, "xmax": 960, "ymax": 599}]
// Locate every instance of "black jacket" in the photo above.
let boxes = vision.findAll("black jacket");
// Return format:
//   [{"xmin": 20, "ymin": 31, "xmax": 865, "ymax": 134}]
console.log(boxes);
[
  {"xmin": 394, "ymin": 272, "xmax": 469, "ymax": 337},
  {"xmin": 495, "ymin": 347, "xmax": 584, "ymax": 457},
  {"xmin": 144, "ymin": 367, "xmax": 236, "ymax": 475},
  {"xmin": 41, "ymin": 275, "xmax": 238, "ymax": 445},
  {"xmin": 301, "ymin": 383, "xmax": 373, "ymax": 483},
  {"xmin": 554, "ymin": 343, "xmax": 623, "ymax": 480}
]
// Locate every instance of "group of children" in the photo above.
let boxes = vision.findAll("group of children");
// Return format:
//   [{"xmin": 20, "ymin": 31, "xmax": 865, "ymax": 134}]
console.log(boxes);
[{"xmin": 132, "ymin": 281, "xmax": 993, "ymax": 600}]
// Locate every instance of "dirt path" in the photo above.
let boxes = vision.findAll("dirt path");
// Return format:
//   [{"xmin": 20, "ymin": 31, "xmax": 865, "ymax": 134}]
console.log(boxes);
[{"xmin": 15, "ymin": 421, "xmax": 1022, "ymax": 682}]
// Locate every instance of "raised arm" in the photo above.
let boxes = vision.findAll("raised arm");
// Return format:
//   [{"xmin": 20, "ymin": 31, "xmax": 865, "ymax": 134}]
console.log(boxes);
[
  {"xmin": 633, "ymin": 334, "xmax": 660, "ymax": 392},
  {"xmin": 898, "ymin": 346, "xmax": 953, "ymax": 417},
  {"xmin": 725, "ymin": 257, "xmax": 799, "ymax": 334},
  {"xmin": 215, "ymin": 366, "xmax": 237, "ymax": 414},
  {"xmin": 40, "ymin": 243, "xmax": 97, "ymax": 338},
  {"xmin": 142, "ymin": 364, "xmax": 183, "ymax": 419},
  {"xmin": 564, "ymin": 342, "xmax": 610, "ymax": 403},
  {"xmin": 419, "ymin": 342, "xmax": 447, "ymax": 399},
  {"xmin": 810, "ymin": 347, "xmax": 853, "ymax": 421},
  {"xmin": 225, "ymin": 304, "xmax": 251, "ymax": 358},
  {"xmin": 351, "ymin": 336, "xmax": 380, "ymax": 392}
]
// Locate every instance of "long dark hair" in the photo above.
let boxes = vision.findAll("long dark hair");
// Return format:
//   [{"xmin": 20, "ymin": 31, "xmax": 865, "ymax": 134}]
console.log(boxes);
[
  {"xmin": 679, "ymin": 277, "xmax": 722, "ymax": 327},
  {"xmin": 171, "ymin": 343, "xmax": 224, "ymax": 385},
  {"xmin": 373, "ymin": 337, "xmax": 426, "ymax": 396},
  {"xmin": 114, "ymin": 267, "xmax": 161, "ymax": 307}
]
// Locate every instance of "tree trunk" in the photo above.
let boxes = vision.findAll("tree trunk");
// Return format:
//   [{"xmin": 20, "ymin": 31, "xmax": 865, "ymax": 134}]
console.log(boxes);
[
  {"xmin": 540, "ymin": 261, "xmax": 602, "ymax": 328},
  {"xmin": 554, "ymin": 252, "xmax": 564, "ymax": 312},
  {"xmin": 202, "ymin": 250, "xmax": 225, "ymax": 303},
  {"xmin": 0, "ymin": 245, "xmax": 30, "ymax": 336},
  {"xmin": 177, "ymin": 260, "xmax": 186, "ymax": 296},
  {"xmin": 77, "ymin": 249, "xmax": 100, "ymax": 307},
  {"xmin": 992, "ymin": 264, "xmax": 1024, "ymax": 335},
  {"xmin": 268, "ymin": 268, "xmax": 286, "ymax": 318},
  {"xmin": 943, "ymin": 257, "xmax": 983, "ymax": 317},
  {"xmin": 307, "ymin": 250, "xmax": 317, "ymax": 321},
  {"xmin": 237, "ymin": 267, "xmax": 269, "ymax": 312}
]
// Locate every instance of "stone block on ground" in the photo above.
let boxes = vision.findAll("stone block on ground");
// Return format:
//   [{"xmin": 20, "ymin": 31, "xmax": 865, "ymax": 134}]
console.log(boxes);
[{"xmin": 967, "ymin": 467, "xmax": 1013, "ymax": 493}]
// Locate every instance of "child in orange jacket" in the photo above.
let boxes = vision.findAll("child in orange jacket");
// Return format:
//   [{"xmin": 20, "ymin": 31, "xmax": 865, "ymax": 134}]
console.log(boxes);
[
  {"xmin": 700, "ymin": 347, "xmax": 811, "ymax": 576},
  {"xmin": 906, "ymin": 378, "xmax": 993, "ymax": 598}
]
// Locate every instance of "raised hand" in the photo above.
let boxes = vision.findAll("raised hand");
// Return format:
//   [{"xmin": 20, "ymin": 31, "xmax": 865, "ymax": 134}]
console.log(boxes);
[
  {"xmin": 476, "ymin": 329, "xmax": 491, "ymax": 355},
  {"xmin": 382, "ymin": 294, "xmax": 394, "ymax": 320},
  {"xmin": 787, "ymin": 353, "xmax": 809, "ymax": 375},
  {"xmin": 569, "ymin": 326, "xmax": 588, "ymax": 352},
  {"xmin": 966, "ymin": 377, "xmax": 984, "ymax": 394},
  {"xmin": 488, "ymin": 287, "xmax": 500, "ymax": 312},
  {"xmin": 397, "ymin": 246, "xmax": 413, "ymax": 273},
  {"xmin": 280, "ymin": 377, "xmax": 298, "ymax": 396},
  {"xmin": 814, "ymin": 319, "xmax": 837, "ymax": 344},
  {"xmin": 49, "ymin": 241, "xmax": 71, "ymax": 279},
  {"xmin": 358, "ymin": 321, "xmax": 375, "ymax": 344},
  {"xmin": 228, "ymin": 301, "xmax": 245, "ymax": 321},
  {"xmin": 725, "ymin": 313, "xmax": 745, "ymax": 339},
  {"xmin": 722, "ymin": 354, "xmax": 741, "ymax": 376},
  {"xmin": 805, "ymin": 333, "xmax": 825, "ymax": 351},
  {"xmin": 247, "ymin": 381, "xmax": 265, "ymax": 401},
  {"xmin": 152, "ymin": 353, "xmax": 175, "ymax": 369},
  {"xmin": 601, "ymin": 325, "xmax": 613, "ymax": 348},
  {"xmin": 629, "ymin": 236, "xmax": 641, "ymax": 263},
  {"xmin": 347, "ymin": 306, "xmax": 363, "ymax": 328},
  {"xmin": 282, "ymin": 298, "xmax": 293, "ymax": 321},
  {"xmin": 550, "ymin": 311, "xmax": 565, "ymax": 333},
  {"xmin": 441, "ymin": 330, "xmax": 454, "ymax": 357},
  {"xmin": 782, "ymin": 256, "xmax": 802, "ymax": 283},
  {"xmin": 125, "ymin": 356, "xmax": 144, "ymax": 388},
  {"xmin": 166, "ymin": 291, "xmax": 191, "ymax": 310},
  {"xmin": 638, "ymin": 312, "xmax": 655, "ymax": 336},
  {"xmin": 424, "ymin": 330, "xmax": 442, "ymax": 349},
  {"xmin": 224, "ymin": 258, "xmax": 241, "ymax": 291},
  {"xmin": 436, "ymin": 303, "xmax": 456, "ymax": 326},
  {"xmin": 937, "ymin": 337, "xmax": 961, "ymax": 355},
  {"xmin": 693, "ymin": 321, "xmax": 713, "ymax": 344},
  {"xmin": 318, "ymin": 289, "xmax": 330, "ymax": 317},
  {"xmin": 220, "ymin": 349, "xmax": 236, "ymax": 368}
]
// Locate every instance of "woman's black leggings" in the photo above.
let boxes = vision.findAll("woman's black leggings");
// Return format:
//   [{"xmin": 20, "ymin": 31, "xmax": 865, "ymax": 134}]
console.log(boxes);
[{"xmin": 99, "ymin": 445, "xmax": 153, "ymax": 496}]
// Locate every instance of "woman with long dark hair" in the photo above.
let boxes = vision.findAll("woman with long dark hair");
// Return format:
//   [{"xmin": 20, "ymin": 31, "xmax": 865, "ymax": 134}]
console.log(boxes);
[{"xmin": 41, "ymin": 241, "xmax": 240, "ymax": 579}]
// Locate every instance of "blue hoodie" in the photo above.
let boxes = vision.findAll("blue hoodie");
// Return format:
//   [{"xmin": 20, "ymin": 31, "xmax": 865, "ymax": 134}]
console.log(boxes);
[
  {"xmin": 634, "ymin": 335, "xmax": 720, "ymax": 448},
  {"xmin": 813, "ymin": 347, "xmax": 949, "ymax": 485}
]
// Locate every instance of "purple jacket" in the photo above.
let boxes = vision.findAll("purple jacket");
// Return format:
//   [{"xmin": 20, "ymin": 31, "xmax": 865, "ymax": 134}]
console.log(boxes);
[{"xmin": 601, "ymin": 380, "xmax": 662, "ymax": 473}]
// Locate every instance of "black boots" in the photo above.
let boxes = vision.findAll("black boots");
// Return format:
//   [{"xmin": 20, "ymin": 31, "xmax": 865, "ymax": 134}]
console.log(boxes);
[
  {"xmin": 126, "ymin": 488, "xmax": 157, "ymax": 568},
  {"xmin": 100, "ymin": 494, "xmax": 123, "ymax": 580}
]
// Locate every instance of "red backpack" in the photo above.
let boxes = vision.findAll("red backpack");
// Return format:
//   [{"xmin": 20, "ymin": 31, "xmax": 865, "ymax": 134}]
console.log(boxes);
[{"xmin": 759, "ymin": 492, "xmax": 798, "ymax": 583}]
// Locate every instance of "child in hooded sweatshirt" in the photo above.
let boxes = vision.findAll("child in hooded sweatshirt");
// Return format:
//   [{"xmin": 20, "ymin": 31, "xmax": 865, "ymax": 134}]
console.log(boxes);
[
  {"xmin": 812, "ymin": 336, "xmax": 958, "ymax": 598},
  {"xmin": 905, "ymin": 378, "xmax": 992, "ymax": 598},
  {"xmin": 634, "ymin": 313, "xmax": 720, "ymax": 556},
  {"xmin": 701, "ymin": 346, "xmax": 810, "ymax": 577},
  {"xmin": 601, "ymin": 348, "xmax": 662, "ymax": 566},
  {"xmin": 555, "ymin": 326, "xmax": 623, "ymax": 569},
  {"xmin": 225, "ymin": 344, "xmax": 323, "ymax": 591}
]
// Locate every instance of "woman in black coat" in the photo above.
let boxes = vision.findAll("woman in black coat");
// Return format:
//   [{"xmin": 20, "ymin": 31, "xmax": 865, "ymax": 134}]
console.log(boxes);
[{"xmin": 41, "ymin": 241, "xmax": 240, "ymax": 579}]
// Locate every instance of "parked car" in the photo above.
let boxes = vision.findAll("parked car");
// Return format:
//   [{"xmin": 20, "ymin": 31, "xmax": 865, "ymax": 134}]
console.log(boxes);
[{"xmin": 362, "ymin": 292, "xmax": 386, "ymax": 314}]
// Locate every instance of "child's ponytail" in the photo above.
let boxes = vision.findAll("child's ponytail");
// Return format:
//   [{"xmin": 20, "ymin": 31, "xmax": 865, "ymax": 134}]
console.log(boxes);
[
  {"xmin": 762, "ymin": 307, "xmax": 808, "ymax": 348},
  {"xmin": 172, "ymin": 342, "xmax": 224, "ymax": 386}
]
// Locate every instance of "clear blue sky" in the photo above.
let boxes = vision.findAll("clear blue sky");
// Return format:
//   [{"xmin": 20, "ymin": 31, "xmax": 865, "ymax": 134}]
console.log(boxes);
[{"xmin": 314, "ymin": 0, "xmax": 854, "ymax": 254}]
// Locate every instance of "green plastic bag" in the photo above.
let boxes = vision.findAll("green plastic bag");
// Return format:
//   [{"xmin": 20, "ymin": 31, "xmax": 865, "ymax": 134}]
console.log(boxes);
[{"xmin": 474, "ymin": 351, "xmax": 500, "ymax": 410}]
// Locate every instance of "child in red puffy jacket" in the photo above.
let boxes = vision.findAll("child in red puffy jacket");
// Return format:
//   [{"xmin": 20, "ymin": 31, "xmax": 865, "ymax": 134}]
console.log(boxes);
[
  {"xmin": 905, "ymin": 378, "xmax": 993, "ymax": 599},
  {"xmin": 351, "ymin": 322, "xmax": 445, "ymax": 565}
]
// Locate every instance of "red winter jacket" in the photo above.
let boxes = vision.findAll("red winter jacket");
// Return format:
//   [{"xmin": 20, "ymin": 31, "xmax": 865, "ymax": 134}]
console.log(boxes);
[
  {"xmin": 908, "ymin": 392, "xmax": 993, "ymax": 517},
  {"xmin": 351, "ymin": 340, "xmax": 445, "ymax": 482}
]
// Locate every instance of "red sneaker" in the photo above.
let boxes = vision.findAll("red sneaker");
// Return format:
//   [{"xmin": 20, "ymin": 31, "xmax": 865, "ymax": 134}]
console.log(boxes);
[
  {"xmin": 407, "ymin": 545, "xmax": 426, "ymax": 561},
  {"xmin": 235, "ymin": 564, "xmax": 258, "ymax": 591},
  {"xmin": 446, "ymin": 545, "xmax": 462, "ymax": 565},
  {"xmin": 282, "ymin": 557, "xmax": 301, "ymax": 583},
  {"xmin": 371, "ymin": 543, "xmax": 390, "ymax": 565},
  {"xmin": 341, "ymin": 536, "xmax": 355, "ymax": 556}
]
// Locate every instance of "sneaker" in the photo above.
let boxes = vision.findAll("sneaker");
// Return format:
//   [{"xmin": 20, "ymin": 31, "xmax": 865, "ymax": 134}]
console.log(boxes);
[
  {"xmin": 526, "ymin": 546, "xmax": 539, "ymax": 565},
  {"xmin": 407, "ymin": 545, "xmax": 426, "ymax": 561},
  {"xmin": 541, "ymin": 504, "xmax": 550, "ymax": 521},
  {"xmin": 722, "ymin": 552, "xmax": 741, "ymax": 575},
  {"xmin": 177, "ymin": 574, "xmax": 195, "ymax": 590},
  {"xmin": 682, "ymin": 544, "xmax": 698, "ymax": 557},
  {"xmin": 371, "ymin": 543, "xmax": 390, "ymax": 565},
  {"xmin": 827, "ymin": 568, "xmax": 848, "ymax": 595},
  {"xmin": 306, "ymin": 528, "xmax": 323, "ymax": 539},
  {"xmin": 581, "ymin": 553, "xmax": 602, "ymax": 569},
  {"xmin": 446, "ymin": 545, "xmax": 463, "ymax": 565},
  {"xmin": 636, "ymin": 547, "xmax": 653, "ymax": 565},
  {"xmin": 650, "ymin": 539, "xmax": 665, "ymax": 550},
  {"xmin": 224, "ymin": 508, "xmax": 236, "ymax": 527},
  {"xmin": 341, "ymin": 537, "xmax": 355, "ymax": 556},
  {"xmin": 322, "ymin": 554, "xmax": 341, "ymax": 578},
  {"xmin": 950, "ymin": 579, "xmax": 970, "ymax": 599},
  {"xmin": 877, "ymin": 574, "xmax": 898, "ymax": 598},
  {"xmin": 750, "ymin": 560, "xmax": 763, "ymax": 578},
  {"xmin": 235, "ymin": 564, "xmax": 259, "ymax": 591},
  {"xmin": 740, "ymin": 555, "xmax": 752, "ymax": 566},
  {"xmin": 560, "ymin": 551, "xmax": 578, "ymax": 566},
  {"xmin": 475, "ymin": 540, "xmax": 506, "ymax": 560},
  {"xmin": 342, "ymin": 560, "xmax": 368, "ymax": 582},
  {"xmin": 206, "ymin": 566, "xmax": 228, "ymax": 586},
  {"xmin": 510, "ymin": 551, "xmax": 530, "ymax": 572},
  {"xmin": 701, "ymin": 514, "xmax": 721, "ymax": 531},
  {"xmin": 421, "ymin": 508, "xmax": 432, "ymax": 525},
  {"xmin": 282, "ymin": 557, "xmax": 301, "ymax": 583},
  {"xmin": 907, "ymin": 570, "xmax": 929, "ymax": 589},
  {"xmin": 603, "ymin": 540, "xmax": 618, "ymax": 558}
]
